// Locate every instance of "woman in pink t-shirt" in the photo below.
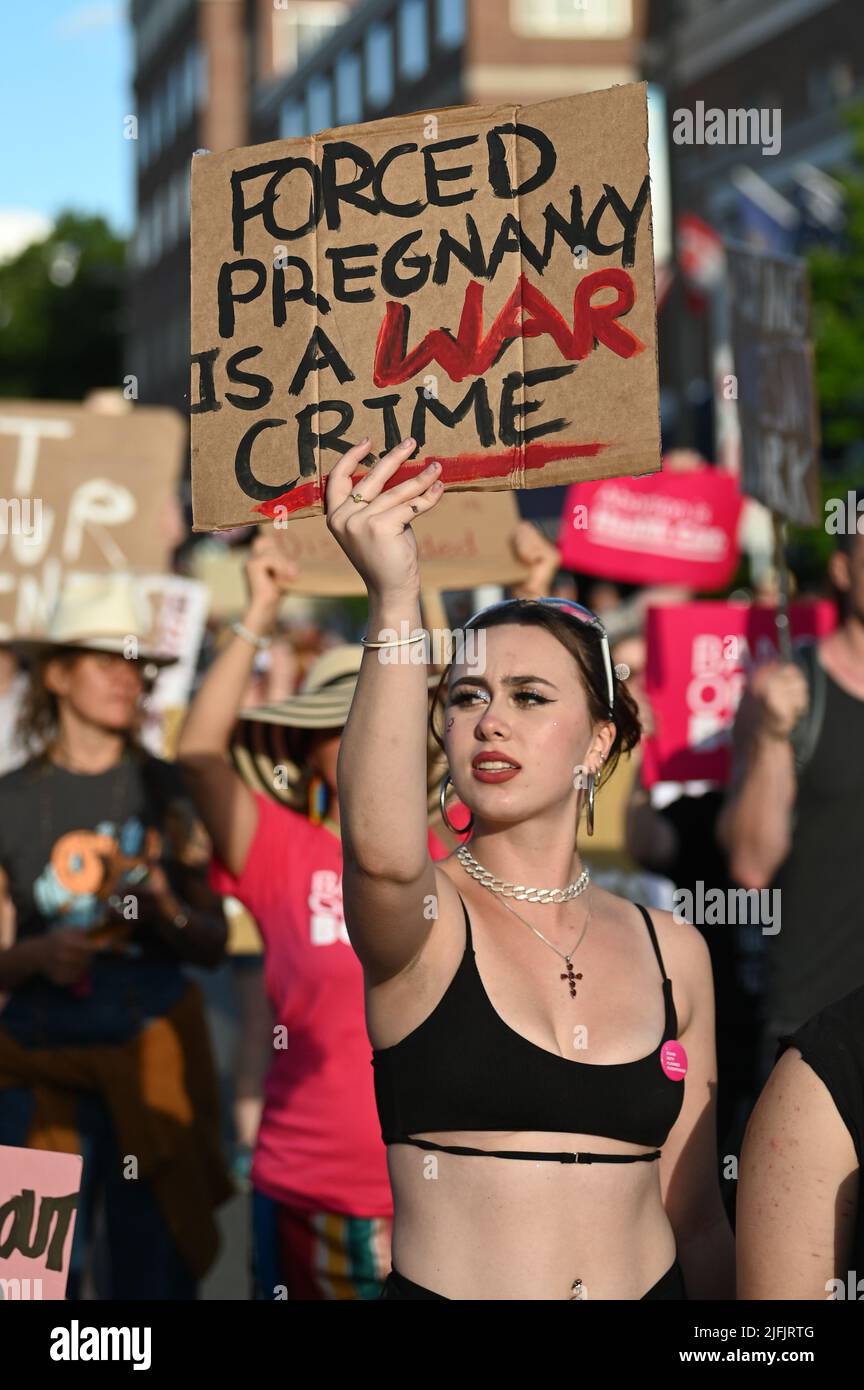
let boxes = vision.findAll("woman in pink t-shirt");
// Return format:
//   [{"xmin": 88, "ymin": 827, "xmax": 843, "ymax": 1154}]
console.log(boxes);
[{"xmin": 177, "ymin": 536, "xmax": 451, "ymax": 1299}]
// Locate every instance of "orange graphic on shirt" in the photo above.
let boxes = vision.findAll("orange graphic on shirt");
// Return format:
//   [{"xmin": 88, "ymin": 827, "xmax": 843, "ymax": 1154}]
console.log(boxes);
[
  {"xmin": 50, "ymin": 830, "xmax": 116, "ymax": 896},
  {"xmin": 50, "ymin": 826, "xmax": 163, "ymax": 899}
]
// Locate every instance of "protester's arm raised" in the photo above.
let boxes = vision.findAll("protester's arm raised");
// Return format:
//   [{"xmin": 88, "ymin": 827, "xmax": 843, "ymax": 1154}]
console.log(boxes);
[
  {"xmin": 717, "ymin": 664, "xmax": 804, "ymax": 889},
  {"xmin": 176, "ymin": 536, "xmax": 297, "ymax": 878},
  {"xmin": 327, "ymin": 438, "xmax": 447, "ymax": 983}
]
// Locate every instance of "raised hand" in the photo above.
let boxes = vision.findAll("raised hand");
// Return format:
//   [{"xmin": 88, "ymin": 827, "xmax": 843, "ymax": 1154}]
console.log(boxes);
[
  {"xmin": 751, "ymin": 661, "xmax": 809, "ymax": 740},
  {"xmin": 325, "ymin": 437, "xmax": 444, "ymax": 600},
  {"xmin": 244, "ymin": 531, "xmax": 299, "ymax": 620},
  {"xmin": 509, "ymin": 520, "xmax": 560, "ymax": 600}
]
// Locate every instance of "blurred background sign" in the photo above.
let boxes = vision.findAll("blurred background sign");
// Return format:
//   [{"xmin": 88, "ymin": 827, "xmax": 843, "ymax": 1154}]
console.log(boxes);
[
  {"xmin": 558, "ymin": 465, "xmax": 744, "ymax": 590},
  {"xmin": 0, "ymin": 399, "xmax": 185, "ymax": 639},
  {"xmin": 642, "ymin": 599, "xmax": 838, "ymax": 787}
]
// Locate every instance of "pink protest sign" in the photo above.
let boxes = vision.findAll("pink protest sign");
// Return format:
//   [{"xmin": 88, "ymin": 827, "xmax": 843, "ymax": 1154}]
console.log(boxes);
[
  {"xmin": 557, "ymin": 466, "xmax": 743, "ymax": 590},
  {"xmin": 0, "ymin": 1145, "xmax": 82, "ymax": 1300},
  {"xmin": 641, "ymin": 600, "xmax": 837, "ymax": 787}
]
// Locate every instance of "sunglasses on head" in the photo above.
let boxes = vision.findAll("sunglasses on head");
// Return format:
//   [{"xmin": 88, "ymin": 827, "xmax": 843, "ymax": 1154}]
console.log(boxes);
[{"xmin": 463, "ymin": 597, "xmax": 616, "ymax": 716}]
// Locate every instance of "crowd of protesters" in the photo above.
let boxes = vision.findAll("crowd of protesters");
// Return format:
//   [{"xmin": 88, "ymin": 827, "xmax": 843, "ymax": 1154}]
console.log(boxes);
[{"xmin": 0, "ymin": 473, "xmax": 862, "ymax": 1302}]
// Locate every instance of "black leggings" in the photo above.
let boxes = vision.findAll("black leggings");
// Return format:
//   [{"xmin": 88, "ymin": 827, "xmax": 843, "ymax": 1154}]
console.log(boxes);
[{"xmin": 380, "ymin": 1258, "xmax": 687, "ymax": 1300}]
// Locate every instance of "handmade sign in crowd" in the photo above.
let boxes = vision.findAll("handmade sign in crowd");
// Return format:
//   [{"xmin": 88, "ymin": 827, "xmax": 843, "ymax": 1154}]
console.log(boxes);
[
  {"xmin": 728, "ymin": 245, "xmax": 820, "ymax": 527},
  {"xmin": 557, "ymin": 464, "xmax": 743, "ymax": 590},
  {"xmin": 137, "ymin": 575, "xmax": 210, "ymax": 757},
  {"xmin": 194, "ymin": 477, "xmax": 530, "ymax": 610},
  {"xmin": 0, "ymin": 1145, "xmax": 82, "ymax": 1300},
  {"xmin": 641, "ymin": 600, "xmax": 837, "ymax": 786},
  {"xmin": 190, "ymin": 83, "xmax": 661, "ymax": 530},
  {"xmin": 0, "ymin": 401, "xmax": 185, "ymax": 639}
]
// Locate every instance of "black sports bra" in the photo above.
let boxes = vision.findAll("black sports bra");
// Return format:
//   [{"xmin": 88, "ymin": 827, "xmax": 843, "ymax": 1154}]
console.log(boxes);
[{"xmin": 371, "ymin": 897, "xmax": 686, "ymax": 1165}]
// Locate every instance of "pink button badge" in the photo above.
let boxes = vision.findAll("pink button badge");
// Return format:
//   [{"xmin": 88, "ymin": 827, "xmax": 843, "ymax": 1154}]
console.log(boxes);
[{"xmin": 660, "ymin": 1040, "xmax": 688, "ymax": 1081}]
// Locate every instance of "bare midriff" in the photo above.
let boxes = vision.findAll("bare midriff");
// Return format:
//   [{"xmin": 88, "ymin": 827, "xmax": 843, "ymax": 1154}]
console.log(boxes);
[{"xmin": 386, "ymin": 1132, "xmax": 677, "ymax": 1300}]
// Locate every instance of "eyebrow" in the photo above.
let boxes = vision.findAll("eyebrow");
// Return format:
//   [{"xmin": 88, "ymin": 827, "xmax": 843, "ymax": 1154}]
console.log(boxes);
[{"xmin": 449, "ymin": 674, "xmax": 559, "ymax": 692}]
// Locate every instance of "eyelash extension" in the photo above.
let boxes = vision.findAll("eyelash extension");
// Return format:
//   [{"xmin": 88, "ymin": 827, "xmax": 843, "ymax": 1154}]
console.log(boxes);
[{"xmin": 449, "ymin": 690, "xmax": 551, "ymax": 707}]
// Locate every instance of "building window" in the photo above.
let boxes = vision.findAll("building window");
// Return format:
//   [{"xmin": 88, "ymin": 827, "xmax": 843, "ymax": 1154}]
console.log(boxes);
[
  {"xmin": 335, "ymin": 48, "xmax": 362, "ymax": 124},
  {"xmin": 138, "ymin": 103, "xmax": 151, "ymax": 168},
  {"xmin": 150, "ymin": 96, "xmax": 162, "ymax": 162},
  {"xmin": 183, "ymin": 45, "xmax": 198, "ymax": 118},
  {"xmin": 163, "ymin": 181, "xmax": 175, "ymax": 251},
  {"xmin": 272, "ymin": 2, "xmax": 348, "ymax": 75},
  {"xmin": 173, "ymin": 169, "xmax": 187, "ymax": 242},
  {"xmin": 307, "ymin": 73, "xmax": 333, "ymax": 131},
  {"xmin": 171, "ymin": 62, "xmax": 187, "ymax": 131},
  {"xmin": 399, "ymin": 0, "xmax": 428, "ymax": 81},
  {"xmin": 279, "ymin": 98, "xmax": 306, "ymax": 138},
  {"xmin": 510, "ymin": 0, "xmax": 631, "ymax": 38},
  {"xmin": 182, "ymin": 164, "xmax": 191, "ymax": 228},
  {"xmin": 150, "ymin": 194, "xmax": 163, "ymax": 266},
  {"xmin": 436, "ymin": 0, "xmax": 466, "ymax": 48},
  {"xmin": 135, "ymin": 207, "xmax": 150, "ymax": 269},
  {"xmin": 197, "ymin": 43, "xmax": 209, "ymax": 106},
  {"xmin": 365, "ymin": 21, "xmax": 394, "ymax": 110},
  {"xmin": 163, "ymin": 71, "xmax": 177, "ymax": 145}
]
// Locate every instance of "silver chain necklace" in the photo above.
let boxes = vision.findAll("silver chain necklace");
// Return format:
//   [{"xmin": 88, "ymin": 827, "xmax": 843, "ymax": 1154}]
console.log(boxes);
[
  {"xmin": 455, "ymin": 843, "xmax": 590, "ymax": 903},
  {"xmin": 496, "ymin": 890, "xmax": 594, "ymax": 999}
]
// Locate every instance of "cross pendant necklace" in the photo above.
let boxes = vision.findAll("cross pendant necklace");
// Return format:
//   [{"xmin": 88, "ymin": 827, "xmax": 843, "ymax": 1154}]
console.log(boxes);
[
  {"xmin": 497, "ymin": 890, "xmax": 593, "ymax": 1001},
  {"xmin": 560, "ymin": 958, "xmax": 583, "ymax": 999}
]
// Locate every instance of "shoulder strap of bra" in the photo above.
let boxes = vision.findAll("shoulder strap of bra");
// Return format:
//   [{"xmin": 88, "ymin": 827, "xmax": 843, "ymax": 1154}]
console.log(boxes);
[
  {"xmin": 457, "ymin": 893, "xmax": 474, "ymax": 954},
  {"xmin": 634, "ymin": 903, "xmax": 668, "ymax": 983}
]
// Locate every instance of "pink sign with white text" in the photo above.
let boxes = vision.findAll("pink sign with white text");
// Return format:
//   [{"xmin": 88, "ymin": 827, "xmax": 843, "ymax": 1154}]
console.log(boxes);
[
  {"xmin": 641, "ymin": 601, "xmax": 837, "ymax": 787},
  {"xmin": 558, "ymin": 466, "xmax": 743, "ymax": 589}
]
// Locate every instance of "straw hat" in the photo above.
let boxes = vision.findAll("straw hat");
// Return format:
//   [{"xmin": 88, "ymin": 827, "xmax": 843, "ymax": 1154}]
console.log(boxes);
[
  {"xmin": 231, "ymin": 644, "xmax": 447, "ymax": 810},
  {"xmin": 10, "ymin": 572, "xmax": 177, "ymax": 668}
]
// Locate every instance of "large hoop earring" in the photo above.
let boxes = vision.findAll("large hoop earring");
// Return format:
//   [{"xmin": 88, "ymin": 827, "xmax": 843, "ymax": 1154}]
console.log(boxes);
[
  {"xmin": 586, "ymin": 771, "xmax": 597, "ymax": 837},
  {"xmin": 439, "ymin": 773, "xmax": 474, "ymax": 835}
]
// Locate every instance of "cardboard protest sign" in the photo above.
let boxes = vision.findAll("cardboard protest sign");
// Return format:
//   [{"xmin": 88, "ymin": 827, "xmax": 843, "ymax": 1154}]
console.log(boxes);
[
  {"xmin": 0, "ymin": 1145, "xmax": 82, "ymax": 1300},
  {"xmin": 558, "ymin": 465, "xmax": 743, "ymax": 589},
  {"xmin": 193, "ymin": 489, "xmax": 530, "ymax": 611},
  {"xmin": 0, "ymin": 401, "xmax": 185, "ymax": 639},
  {"xmin": 137, "ymin": 576, "xmax": 209, "ymax": 757},
  {"xmin": 190, "ymin": 83, "xmax": 661, "ymax": 531},
  {"xmin": 641, "ymin": 600, "xmax": 837, "ymax": 787},
  {"xmin": 728, "ymin": 245, "xmax": 820, "ymax": 526}
]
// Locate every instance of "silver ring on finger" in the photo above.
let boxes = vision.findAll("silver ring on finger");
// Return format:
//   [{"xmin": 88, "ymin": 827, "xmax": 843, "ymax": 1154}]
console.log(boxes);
[{"xmin": 410, "ymin": 503, "xmax": 419, "ymax": 515}]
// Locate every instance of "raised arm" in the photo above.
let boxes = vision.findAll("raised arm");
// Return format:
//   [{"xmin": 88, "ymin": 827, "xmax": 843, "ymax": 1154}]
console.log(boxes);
[
  {"xmin": 327, "ymin": 438, "xmax": 447, "ymax": 983},
  {"xmin": 717, "ymin": 663, "xmax": 806, "ymax": 890},
  {"xmin": 176, "ymin": 536, "xmax": 297, "ymax": 878}
]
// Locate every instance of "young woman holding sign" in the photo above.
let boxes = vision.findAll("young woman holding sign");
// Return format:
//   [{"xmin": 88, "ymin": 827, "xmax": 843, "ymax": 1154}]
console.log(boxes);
[
  {"xmin": 177, "ymin": 536, "xmax": 455, "ymax": 1299},
  {"xmin": 326, "ymin": 436, "xmax": 734, "ymax": 1300}
]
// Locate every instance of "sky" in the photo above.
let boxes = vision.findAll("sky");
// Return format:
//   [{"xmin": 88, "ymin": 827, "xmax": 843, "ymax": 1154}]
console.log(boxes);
[{"xmin": 0, "ymin": 1, "xmax": 132, "ymax": 257}]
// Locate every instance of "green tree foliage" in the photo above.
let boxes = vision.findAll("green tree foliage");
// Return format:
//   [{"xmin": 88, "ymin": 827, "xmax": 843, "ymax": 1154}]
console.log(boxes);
[
  {"xmin": 808, "ymin": 104, "xmax": 864, "ymax": 454},
  {"xmin": 0, "ymin": 211, "xmax": 125, "ymax": 400}
]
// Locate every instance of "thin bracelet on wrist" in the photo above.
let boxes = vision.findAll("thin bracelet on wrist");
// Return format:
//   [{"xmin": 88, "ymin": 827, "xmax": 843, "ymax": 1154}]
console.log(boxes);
[
  {"xmin": 360, "ymin": 631, "xmax": 427, "ymax": 649},
  {"xmin": 231, "ymin": 620, "xmax": 272, "ymax": 650}
]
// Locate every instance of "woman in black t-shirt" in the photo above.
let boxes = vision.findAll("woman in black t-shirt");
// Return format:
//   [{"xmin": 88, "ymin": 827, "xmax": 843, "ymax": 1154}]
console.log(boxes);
[
  {"xmin": 737, "ymin": 983, "xmax": 864, "ymax": 1299},
  {"xmin": 0, "ymin": 575, "xmax": 230, "ymax": 1298}
]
